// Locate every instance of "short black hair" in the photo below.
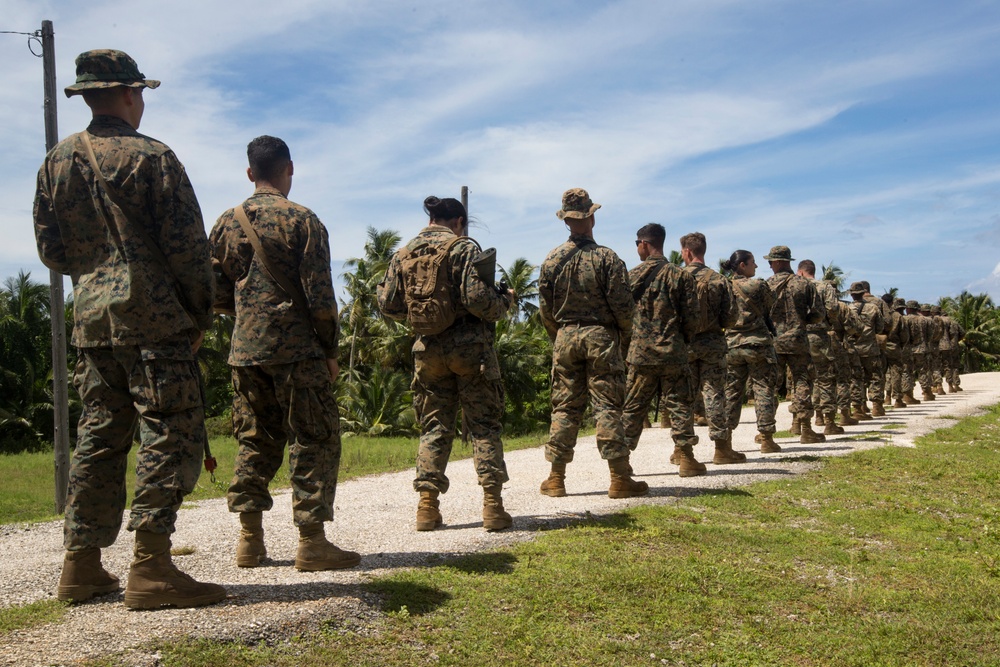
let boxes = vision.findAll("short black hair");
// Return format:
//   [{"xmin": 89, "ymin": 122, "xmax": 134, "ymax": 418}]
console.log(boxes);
[
  {"xmin": 247, "ymin": 135, "xmax": 291, "ymax": 182},
  {"xmin": 636, "ymin": 223, "xmax": 665, "ymax": 251},
  {"xmin": 797, "ymin": 259, "xmax": 816, "ymax": 276}
]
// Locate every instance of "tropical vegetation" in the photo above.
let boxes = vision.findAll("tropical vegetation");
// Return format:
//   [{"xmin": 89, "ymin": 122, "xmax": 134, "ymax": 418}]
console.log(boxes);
[{"xmin": 3, "ymin": 243, "xmax": 1000, "ymax": 455}]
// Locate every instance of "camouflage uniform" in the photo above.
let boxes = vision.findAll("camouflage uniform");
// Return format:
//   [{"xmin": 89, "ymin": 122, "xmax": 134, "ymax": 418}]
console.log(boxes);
[
  {"xmin": 622, "ymin": 257, "xmax": 699, "ymax": 451},
  {"xmin": 931, "ymin": 306, "xmax": 948, "ymax": 392},
  {"xmin": 211, "ymin": 187, "xmax": 343, "ymax": 527},
  {"xmin": 883, "ymin": 299, "xmax": 910, "ymax": 405},
  {"xmin": 380, "ymin": 226, "xmax": 511, "ymax": 492},
  {"xmin": 684, "ymin": 262, "xmax": 738, "ymax": 443},
  {"xmin": 848, "ymin": 289, "xmax": 885, "ymax": 411},
  {"xmin": 830, "ymin": 300, "xmax": 861, "ymax": 415},
  {"xmin": 767, "ymin": 268, "xmax": 824, "ymax": 421},
  {"xmin": 923, "ymin": 305, "xmax": 944, "ymax": 394},
  {"xmin": 807, "ymin": 279, "xmax": 840, "ymax": 422},
  {"xmin": 905, "ymin": 302, "xmax": 933, "ymax": 398},
  {"xmin": 725, "ymin": 276, "xmax": 777, "ymax": 436},
  {"xmin": 538, "ymin": 233, "xmax": 633, "ymax": 464},
  {"xmin": 34, "ymin": 113, "xmax": 214, "ymax": 550},
  {"xmin": 946, "ymin": 315, "xmax": 965, "ymax": 390}
]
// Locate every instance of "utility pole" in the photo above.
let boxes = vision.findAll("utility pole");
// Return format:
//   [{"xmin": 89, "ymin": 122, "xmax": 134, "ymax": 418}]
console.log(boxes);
[{"xmin": 40, "ymin": 20, "xmax": 70, "ymax": 514}]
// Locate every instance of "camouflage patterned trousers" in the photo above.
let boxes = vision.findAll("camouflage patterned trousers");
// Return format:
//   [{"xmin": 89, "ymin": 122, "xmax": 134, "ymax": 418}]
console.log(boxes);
[
  {"xmin": 776, "ymin": 352, "xmax": 814, "ymax": 419},
  {"xmin": 724, "ymin": 344, "xmax": 777, "ymax": 435},
  {"xmin": 688, "ymin": 336, "xmax": 729, "ymax": 441},
  {"xmin": 412, "ymin": 329, "xmax": 508, "ymax": 493},
  {"xmin": 913, "ymin": 352, "xmax": 933, "ymax": 395},
  {"xmin": 64, "ymin": 338, "xmax": 206, "ymax": 550},
  {"xmin": 902, "ymin": 348, "xmax": 915, "ymax": 395},
  {"xmin": 546, "ymin": 324, "xmax": 630, "ymax": 464},
  {"xmin": 831, "ymin": 337, "xmax": 852, "ymax": 411},
  {"xmin": 949, "ymin": 349, "xmax": 962, "ymax": 388},
  {"xmin": 227, "ymin": 359, "xmax": 341, "ymax": 527},
  {"xmin": 623, "ymin": 362, "xmax": 698, "ymax": 450},
  {"xmin": 852, "ymin": 354, "xmax": 884, "ymax": 407},
  {"xmin": 807, "ymin": 331, "xmax": 836, "ymax": 417},
  {"xmin": 885, "ymin": 348, "xmax": 904, "ymax": 403}
]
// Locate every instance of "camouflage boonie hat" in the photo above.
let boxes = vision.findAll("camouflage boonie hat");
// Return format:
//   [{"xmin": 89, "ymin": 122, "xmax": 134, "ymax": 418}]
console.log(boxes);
[
  {"xmin": 64, "ymin": 49, "xmax": 160, "ymax": 98},
  {"xmin": 556, "ymin": 188, "xmax": 601, "ymax": 220},
  {"xmin": 893, "ymin": 297, "xmax": 906, "ymax": 310},
  {"xmin": 931, "ymin": 305, "xmax": 943, "ymax": 315},
  {"xmin": 920, "ymin": 303, "xmax": 933, "ymax": 311},
  {"xmin": 763, "ymin": 245, "xmax": 793, "ymax": 261},
  {"xmin": 849, "ymin": 281, "xmax": 866, "ymax": 294},
  {"xmin": 905, "ymin": 300, "xmax": 920, "ymax": 309}
]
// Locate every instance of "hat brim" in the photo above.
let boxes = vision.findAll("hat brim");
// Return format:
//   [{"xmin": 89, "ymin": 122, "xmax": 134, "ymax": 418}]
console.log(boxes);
[
  {"xmin": 763, "ymin": 254, "xmax": 794, "ymax": 262},
  {"xmin": 64, "ymin": 79, "xmax": 160, "ymax": 98},
  {"xmin": 556, "ymin": 202, "xmax": 601, "ymax": 220}
]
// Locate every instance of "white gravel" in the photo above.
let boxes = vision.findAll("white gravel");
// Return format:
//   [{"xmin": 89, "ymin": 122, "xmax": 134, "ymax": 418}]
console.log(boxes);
[{"xmin": 2, "ymin": 372, "xmax": 998, "ymax": 666}]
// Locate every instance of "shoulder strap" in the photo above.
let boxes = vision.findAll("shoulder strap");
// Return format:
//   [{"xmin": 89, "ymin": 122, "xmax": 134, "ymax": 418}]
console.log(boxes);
[
  {"xmin": 79, "ymin": 132, "xmax": 196, "ymax": 328},
  {"xmin": 771, "ymin": 273, "xmax": 792, "ymax": 299},
  {"xmin": 232, "ymin": 204, "xmax": 313, "ymax": 320},
  {"xmin": 552, "ymin": 240, "xmax": 594, "ymax": 283}
]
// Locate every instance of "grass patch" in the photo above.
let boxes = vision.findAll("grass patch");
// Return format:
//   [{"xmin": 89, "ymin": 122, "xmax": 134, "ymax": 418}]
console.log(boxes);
[
  {"xmin": 0, "ymin": 600, "xmax": 67, "ymax": 635},
  {"xmin": 96, "ymin": 405, "xmax": 1000, "ymax": 666},
  {"xmin": 882, "ymin": 423, "xmax": 905, "ymax": 430},
  {"xmin": 773, "ymin": 429, "xmax": 795, "ymax": 438},
  {"xmin": 0, "ymin": 429, "xmax": 561, "ymax": 525}
]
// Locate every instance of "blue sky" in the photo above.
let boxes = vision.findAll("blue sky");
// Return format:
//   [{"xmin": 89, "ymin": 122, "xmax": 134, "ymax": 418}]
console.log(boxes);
[{"xmin": 3, "ymin": 0, "xmax": 1000, "ymax": 304}]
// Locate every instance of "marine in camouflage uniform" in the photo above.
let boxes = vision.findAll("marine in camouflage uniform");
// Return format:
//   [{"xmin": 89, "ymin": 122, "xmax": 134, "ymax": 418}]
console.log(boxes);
[
  {"xmin": 622, "ymin": 224, "xmax": 706, "ymax": 476},
  {"xmin": 905, "ymin": 300, "xmax": 933, "ymax": 401},
  {"xmin": 831, "ymin": 299, "xmax": 863, "ymax": 425},
  {"xmin": 884, "ymin": 298, "xmax": 911, "ymax": 408},
  {"xmin": 680, "ymin": 233, "xmax": 740, "ymax": 460},
  {"xmin": 861, "ymin": 281, "xmax": 891, "ymax": 415},
  {"xmin": 847, "ymin": 282, "xmax": 886, "ymax": 417},
  {"xmin": 212, "ymin": 136, "xmax": 360, "ymax": 569},
  {"xmin": 724, "ymin": 252, "xmax": 779, "ymax": 452},
  {"xmin": 379, "ymin": 196, "xmax": 513, "ymax": 530},
  {"xmin": 798, "ymin": 261, "xmax": 841, "ymax": 434},
  {"xmin": 34, "ymin": 50, "xmax": 224, "ymax": 608},
  {"xmin": 898, "ymin": 299, "xmax": 919, "ymax": 404},
  {"xmin": 764, "ymin": 246, "xmax": 826, "ymax": 444},
  {"xmin": 945, "ymin": 313, "xmax": 965, "ymax": 391},
  {"xmin": 931, "ymin": 305, "xmax": 950, "ymax": 394},
  {"xmin": 921, "ymin": 304, "xmax": 944, "ymax": 398},
  {"xmin": 536, "ymin": 189, "xmax": 647, "ymax": 497}
]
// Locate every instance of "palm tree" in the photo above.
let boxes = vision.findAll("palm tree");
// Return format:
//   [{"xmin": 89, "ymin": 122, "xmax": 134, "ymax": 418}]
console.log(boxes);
[
  {"xmin": 340, "ymin": 227, "xmax": 402, "ymax": 373},
  {"xmin": 944, "ymin": 291, "xmax": 1000, "ymax": 372},
  {"xmin": 821, "ymin": 263, "xmax": 846, "ymax": 297},
  {"xmin": 499, "ymin": 258, "xmax": 539, "ymax": 322},
  {"xmin": 667, "ymin": 250, "xmax": 683, "ymax": 266}
]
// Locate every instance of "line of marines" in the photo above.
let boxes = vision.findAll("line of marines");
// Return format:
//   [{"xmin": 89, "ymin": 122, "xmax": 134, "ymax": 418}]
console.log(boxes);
[{"xmin": 35, "ymin": 49, "xmax": 964, "ymax": 612}]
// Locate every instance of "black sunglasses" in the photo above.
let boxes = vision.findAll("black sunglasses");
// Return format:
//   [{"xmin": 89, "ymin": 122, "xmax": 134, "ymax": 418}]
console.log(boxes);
[{"xmin": 635, "ymin": 239, "xmax": 645, "ymax": 247}]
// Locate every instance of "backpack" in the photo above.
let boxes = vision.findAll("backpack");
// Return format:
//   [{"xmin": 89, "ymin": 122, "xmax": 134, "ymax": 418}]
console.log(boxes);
[{"xmin": 397, "ymin": 235, "xmax": 467, "ymax": 335}]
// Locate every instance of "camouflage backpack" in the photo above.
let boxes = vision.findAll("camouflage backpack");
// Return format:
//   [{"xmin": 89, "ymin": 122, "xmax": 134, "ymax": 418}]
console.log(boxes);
[{"xmin": 396, "ymin": 235, "xmax": 467, "ymax": 335}]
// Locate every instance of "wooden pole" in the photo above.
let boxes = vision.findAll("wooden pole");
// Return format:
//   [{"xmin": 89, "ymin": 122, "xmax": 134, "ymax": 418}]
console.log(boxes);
[{"xmin": 41, "ymin": 20, "xmax": 70, "ymax": 514}]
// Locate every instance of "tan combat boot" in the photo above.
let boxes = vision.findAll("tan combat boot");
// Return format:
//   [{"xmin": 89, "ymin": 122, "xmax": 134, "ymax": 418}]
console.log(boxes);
[
  {"xmin": 712, "ymin": 437, "xmax": 746, "ymax": 464},
  {"xmin": 789, "ymin": 416, "xmax": 802, "ymax": 436},
  {"xmin": 893, "ymin": 397, "xmax": 907, "ymax": 409},
  {"xmin": 851, "ymin": 405, "xmax": 872, "ymax": 421},
  {"xmin": 236, "ymin": 511, "xmax": 266, "ymax": 568},
  {"xmin": 57, "ymin": 548, "xmax": 120, "ymax": 603},
  {"xmin": 903, "ymin": 391, "xmax": 921, "ymax": 405},
  {"xmin": 799, "ymin": 418, "xmax": 826, "ymax": 444},
  {"xmin": 839, "ymin": 408, "xmax": 859, "ymax": 426},
  {"xmin": 754, "ymin": 433, "xmax": 764, "ymax": 444},
  {"xmin": 295, "ymin": 524, "xmax": 362, "ymax": 571},
  {"xmin": 823, "ymin": 412, "xmax": 844, "ymax": 435},
  {"xmin": 871, "ymin": 401, "xmax": 886, "ymax": 417},
  {"xmin": 415, "ymin": 490, "xmax": 443, "ymax": 531},
  {"xmin": 759, "ymin": 433, "xmax": 782, "ymax": 453},
  {"xmin": 482, "ymin": 485, "xmax": 513, "ymax": 532},
  {"xmin": 673, "ymin": 446, "xmax": 708, "ymax": 477},
  {"xmin": 124, "ymin": 531, "xmax": 226, "ymax": 609},
  {"xmin": 608, "ymin": 457, "xmax": 650, "ymax": 497},
  {"xmin": 694, "ymin": 415, "xmax": 709, "ymax": 427},
  {"xmin": 922, "ymin": 390, "xmax": 936, "ymax": 402},
  {"xmin": 815, "ymin": 412, "xmax": 826, "ymax": 427},
  {"xmin": 539, "ymin": 462, "xmax": 567, "ymax": 497},
  {"xmin": 669, "ymin": 445, "xmax": 683, "ymax": 465},
  {"xmin": 935, "ymin": 385, "xmax": 946, "ymax": 395}
]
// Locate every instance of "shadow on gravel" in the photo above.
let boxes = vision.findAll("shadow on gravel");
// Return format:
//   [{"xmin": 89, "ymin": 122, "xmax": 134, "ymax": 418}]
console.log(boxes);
[
  {"xmin": 223, "ymin": 581, "xmax": 364, "ymax": 606},
  {"xmin": 369, "ymin": 579, "xmax": 451, "ymax": 616}
]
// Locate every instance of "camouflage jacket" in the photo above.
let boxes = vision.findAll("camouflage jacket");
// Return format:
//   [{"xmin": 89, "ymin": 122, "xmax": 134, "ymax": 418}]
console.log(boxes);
[
  {"xmin": 727, "ymin": 276, "xmax": 775, "ymax": 348},
  {"xmin": 927, "ymin": 315, "xmax": 944, "ymax": 346},
  {"xmin": 538, "ymin": 233, "xmax": 633, "ymax": 343},
  {"xmin": 766, "ymin": 269, "xmax": 824, "ymax": 355},
  {"xmin": 379, "ymin": 226, "xmax": 511, "ymax": 340},
  {"xmin": 884, "ymin": 310, "xmax": 910, "ymax": 350},
  {"xmin": 810, "ymin": 280, "xmax": 841, "ymax": 334},
  {"xmin": 684, "ymin": 262, "xmax": 738, "ymax": 343},
  {"xmin": 948, "ymin": 317, "xmax": 965, "ymax": 346},
  {"xmin": 34, "ymin": 115, "xmax": 213, "ymax": 348},
  {"xmin": 210, "ymin": 187, "xmax": 339, "ymax": 365},
  {"xmin": 849, "ymin": 298, "xmax": 885, "ymax": 357},
  {"xmin": 626, "ymin": 257, "xmax": 698, "ymax": 367},
  {"xmin": 905, "ymin": 314, "xmax": 928, "ymax": 354}
]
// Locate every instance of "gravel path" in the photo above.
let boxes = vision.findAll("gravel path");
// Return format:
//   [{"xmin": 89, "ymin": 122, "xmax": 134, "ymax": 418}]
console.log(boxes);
[{"xmin": 3, "ymin": 372, "xmax": 998, "ymax": 666}]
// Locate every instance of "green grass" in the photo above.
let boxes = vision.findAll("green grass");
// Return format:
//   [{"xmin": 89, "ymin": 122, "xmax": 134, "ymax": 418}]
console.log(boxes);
[
  {"xmin": 0, "ymin": 429, "xmax": 558, "ymax": 525},
  {"xmin": 0, "ymin": 600, "xmax": 67, "ymax": 635},
  {"xmin": 90, "ymin": 405, "xmax": 1000, "ymax": 666}
]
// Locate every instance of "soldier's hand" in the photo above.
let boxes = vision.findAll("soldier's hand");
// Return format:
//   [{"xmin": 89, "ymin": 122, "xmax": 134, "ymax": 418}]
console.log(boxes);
[{"xmin": 326, "ymin": 358, "xmax": 340, "ymax": 382}]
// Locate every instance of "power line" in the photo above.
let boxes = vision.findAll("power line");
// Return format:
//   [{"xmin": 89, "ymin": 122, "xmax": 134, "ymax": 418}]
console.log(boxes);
[{"xmin": 0, "ymin": 29, "xmax": 43, "ymax": 57}]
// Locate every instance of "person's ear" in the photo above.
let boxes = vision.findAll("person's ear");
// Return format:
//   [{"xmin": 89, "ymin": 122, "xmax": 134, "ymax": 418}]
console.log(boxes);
[{"xmin": 246, "ymin": 167, "xmax": 255, "ymax": 183}]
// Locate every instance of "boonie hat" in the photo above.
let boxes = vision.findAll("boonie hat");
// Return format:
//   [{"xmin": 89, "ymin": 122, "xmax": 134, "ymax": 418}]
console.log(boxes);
[
  {"xmin": 763, "ymin": 245, "xmax": 793, "ymax": 261},
  {"xmin": 920, "ymin": 303, "xmax": 933, "ymax": 311},
  {"xmin": 931, "ymin": 305, "xmax": 943, "ymax": 315},
  {"xmin": 848, "ymin": 282, "xmax": 866, "ymax": 295},
  {"xmin": 64, "ymin": 49, "xmax": 160, "ymax": 98},
  {"xmin": 892, "ymin": 297, "xmax": 906, "ymax": 310},
  {"xmin": 905, "ymin": 300, "xmax": 920, "ymax": 309},
  {"xmin": 556, "ymin": 188, "xmax": 601, "ymax": 220}
]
